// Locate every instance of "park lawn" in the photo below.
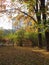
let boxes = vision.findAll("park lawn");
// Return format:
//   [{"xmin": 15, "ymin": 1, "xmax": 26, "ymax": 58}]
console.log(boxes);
[{"xmin": 0, "ymin": 46, "xmax": 49, "ymax": 65}]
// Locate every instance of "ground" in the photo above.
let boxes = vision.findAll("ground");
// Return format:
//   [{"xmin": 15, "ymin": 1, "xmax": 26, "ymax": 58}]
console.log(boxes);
[{"xmin": 0, "ymin": 46, "xmax": 49, "ymax": 65}]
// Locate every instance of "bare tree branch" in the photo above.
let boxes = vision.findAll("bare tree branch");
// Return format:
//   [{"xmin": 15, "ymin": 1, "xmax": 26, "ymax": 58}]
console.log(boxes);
[{"xmin": 0, "ymin": 8, "xmax": 37, "ymax": 24}]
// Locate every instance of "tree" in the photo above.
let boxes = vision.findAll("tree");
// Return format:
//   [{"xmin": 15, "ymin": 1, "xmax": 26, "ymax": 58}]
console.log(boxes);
[
  {"xmin": 1, "ymin": 0, "xmax": 49, "ymax": 50},
  {"xmin": 39, "ymin": 0, "xmax": 49, "ymax": 51},
  {"xmin": 19, "ymin": 0, "xmax": 43, "ymax": 48},
  {"xmin": 35, "ymin": 0, "xmax": 43, "ymax": 48},
  {"xmin": 18, "ymin": 0, "xmax": 49, "ymax": 49},
  {"xmin": 42, "ymin": 0, "xmax": 49, "ymax": 51},
  {"xmin": 16, "ymin": 29, "xmax": 25, "ymax": 46}
]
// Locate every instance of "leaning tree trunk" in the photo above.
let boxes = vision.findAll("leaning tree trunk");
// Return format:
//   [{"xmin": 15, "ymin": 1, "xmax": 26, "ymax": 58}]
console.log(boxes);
[{"xmin": 35, "ymin": 0, "xmax": 43, "ymax": 48}]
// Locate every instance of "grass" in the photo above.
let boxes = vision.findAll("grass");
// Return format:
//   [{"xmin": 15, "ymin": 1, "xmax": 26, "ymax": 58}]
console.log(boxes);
[{"xmin": 0, "ymin": 46, "xmax": 49, "ymax": 65}]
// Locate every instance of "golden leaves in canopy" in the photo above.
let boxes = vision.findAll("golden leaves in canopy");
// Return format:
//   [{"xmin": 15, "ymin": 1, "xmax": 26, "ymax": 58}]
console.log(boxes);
[
  {"xmin": 16, "ymin": 14, "xmax": 24, "ymax": 20},
  {"xmin": 24, "ymin": 16, "xmax": 30, "ymax": 24},
  {"xmin": 12, "ymin": 12, "xmax": 37, "ymax": 32}
]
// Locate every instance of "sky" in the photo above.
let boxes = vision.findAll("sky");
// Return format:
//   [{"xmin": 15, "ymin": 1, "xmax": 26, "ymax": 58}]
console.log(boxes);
[
  {"xmin": 0, "ymin": 0, "xmax": 48, "ymax": 30},
  {"xmin": 0, "ymin": 0, "xmax": 27, "ymax": 30},
  {"xmin": 0, "ymin": 14, "xmax": 12, "ymax": 29},
  {"xmin": 0, "ymin": 0, "xmax": 12, "ymax": 30}
]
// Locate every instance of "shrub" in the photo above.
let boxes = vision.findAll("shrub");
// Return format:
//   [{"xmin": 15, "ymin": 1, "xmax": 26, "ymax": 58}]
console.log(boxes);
[{"xmin": 24, "ymin": 32, "xmax": 38, "ymax": 47}]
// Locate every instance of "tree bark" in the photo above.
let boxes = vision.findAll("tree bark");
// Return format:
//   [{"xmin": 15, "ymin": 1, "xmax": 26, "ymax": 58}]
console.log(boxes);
[
  {"xmin": 40, "ymin": 0, "xmax": 49, "ymax": 51},
  {"xmin": 35, "ymin": 0, "xmax": 43, "ymax": 48},
  {"xmin": 38, "ymin": 28, "xmax": 42, "ymax": 48},
  {"xmin": 45, "ymin": 31, "xmax": 49, "ymax": 51}
]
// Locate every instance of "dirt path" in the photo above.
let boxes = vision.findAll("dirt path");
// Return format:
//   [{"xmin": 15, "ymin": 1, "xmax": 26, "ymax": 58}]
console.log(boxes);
[{"xmin": 0, "ymin": 46, "xmax": 49, "ymax": 65}]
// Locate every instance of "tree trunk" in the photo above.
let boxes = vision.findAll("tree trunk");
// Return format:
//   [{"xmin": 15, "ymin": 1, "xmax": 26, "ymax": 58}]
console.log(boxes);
[
  {"xmin": 35, "ymin": 0, "xmax": 43, "ymax": 48},
  {"xmin": 20, "ymin": 39, "xmax": 23, "ymax": 46},
  {"xmin": 38, "ymin": 28, "xmax": 42, "ymax": 48},
  {"xmin": 45, "ymin": 31, "xmax": 49, "ymax": 51},
  {"xmin": 40, "ymin": 0, "xmax": 46, "ymax": 25},
  {"xmin": 40, "ymin": 0, "xmax": 49, "ymax": 51}
]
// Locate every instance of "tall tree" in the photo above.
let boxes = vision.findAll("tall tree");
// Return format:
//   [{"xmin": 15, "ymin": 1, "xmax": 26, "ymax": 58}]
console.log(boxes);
[
  {"xmin": 40, "ymin": 0, "xmax": 49, "ymax": 51},
  {"xmin": 11, "ymin": 0, "xmax": 49, "ymax": 49},
  {"xmin": 35, "ymin": 0, "xmax": 42, "ymax": 48},
  {"xmin": 20, "ymin": 0, "xmax": 43, "ymax": 48}
]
